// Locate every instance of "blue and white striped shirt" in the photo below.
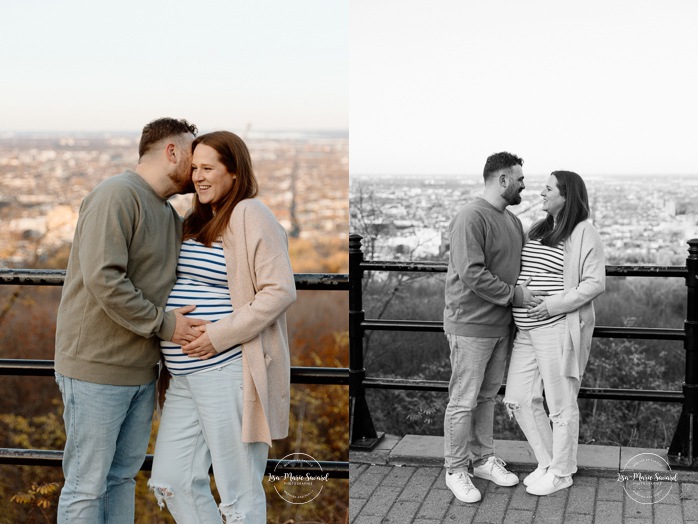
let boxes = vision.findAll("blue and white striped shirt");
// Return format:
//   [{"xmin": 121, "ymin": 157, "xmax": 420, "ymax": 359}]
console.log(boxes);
[
  {"xmin": 512, "ymin": 240, "xmax": 565, "ymax": 330},
  {"xmin": 160, "ymin": 239, "xmax": 241, "ymax": 375}
]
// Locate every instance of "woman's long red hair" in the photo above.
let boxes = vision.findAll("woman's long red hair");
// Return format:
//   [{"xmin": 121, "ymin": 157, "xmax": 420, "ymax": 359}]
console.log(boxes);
[{"xmin": 183, "ymin": 131, "xmax": 258, "ymax": 245}]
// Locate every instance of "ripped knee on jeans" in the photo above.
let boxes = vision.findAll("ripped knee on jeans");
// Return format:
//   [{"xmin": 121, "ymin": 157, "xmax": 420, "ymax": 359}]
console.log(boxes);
[
  {"xmin": 148, "ymin": 482, "xmax": 174, "ymax": 509},
  {"xmin": 220, "ymin": 499, "xmax": 243, "ymax": 522},
  {"xmin": 503, "ymin": 399, "xmax": 519, "ymax": 419},
  {"xmin": 549, "ymin": 411, "xmax": 569, "ymax": 427}
]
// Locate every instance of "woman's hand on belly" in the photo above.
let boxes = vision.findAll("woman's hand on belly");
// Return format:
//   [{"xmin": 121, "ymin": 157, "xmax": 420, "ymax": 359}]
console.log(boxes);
[
  {"xmin": 528, "ymin": 300, "xmax": 551, "ymax": 321},
  {"xmin": 181, "ymin": 326, "xmax": 218, "ymax": 360}
]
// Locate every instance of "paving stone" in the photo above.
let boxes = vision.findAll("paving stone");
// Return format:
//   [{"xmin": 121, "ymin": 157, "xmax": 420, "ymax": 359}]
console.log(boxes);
[
  {"xmin": 597, "ymin": 477, "xmax": 625, "ymax": 501},
  {"xmin": 502, "ymin": 509, "xmax": 534, "ymax": 524},
  {"xmin": 656, "ymin": 482, "xmax": 681, "ymax": 505},
  {"xmin": 683, "ymin": 496, "xmax": 698, "ymax": 521},
  {"xmin": 412, "ymin": 466, "xmax": 441, "ymax": 479},
  {"xmin": 349, "ymin": 497, "xmax": 368, "ymax": 523},
  {"xmin": 594, "ymin": 501, "xmax": 623, "ymax": 524},
  {"xmin": 534, "ymin": 493, "xmax": 567, "ymax": 522},
  {"xmin": 352, "ymin": 516, "xmax": 384, "ymax": 524},
  {"xmin": 350, "ymin": 463, "xmax": 368, "ymax": 483},
  {"xmin": 412, "ymin": 519, "xmax": 441, "ymax": 524},
  {"xmin": 381, "ymin": 465, "xmax": 416, "ymax": 487},
  {"xmin": 416, "ymin": 488, "xmax": 453, "ymax": 521},
  {"xmin": 472, "ymin": 492, "xmax": 509, "ymax": 523},
  {"xmin": 431, "ymin": 468, "xmax": 448, "ymax": 490},
  {"xmin": 367, "ymin": 465, "xmax": 393, "ymax": 475},
  {"xmin": 508, "ymin": 483, "xmax": 537, "ymax": 511},
  {"xmin": 683, "ymin": 482, "xmax": 698, "ymax": 520},
  {"xmin": 380, "ymin": 500, "xmax": 420, "ymax": 523},
  {"xmin": 572, "ymin": 475, "xmax": 598, "ymax": 487},
  {"xmin": 442, "ymin": 500, "xmax": 478, "ymax": 523},
  {"xmin": 566, "ymin": 485, "xmax": 595, "ymax": 514},
  {"xmin": 655, "ymin": 503, "xmax": 683, "ymax": 523},
  {"xmin": 351, "ymin": 468, "xmax": 392, "ymax": 499},
  {"xmin": 560, "ymin": 514, "xmax": 592, "ymax": 524},
  {"xmin": 486, "ymin": 482, "xmax": 518, "ymax": 495},
  {"xmin": 398, "ymin": 469, "xmax": 439, "ymax": 504},
  {"xmin": 624, "ymin": 493, "xmax": 653, "ymax": 519},
  {"xmin": 358, "ymin": 486, "xmax": 403, "ymax": 517}
]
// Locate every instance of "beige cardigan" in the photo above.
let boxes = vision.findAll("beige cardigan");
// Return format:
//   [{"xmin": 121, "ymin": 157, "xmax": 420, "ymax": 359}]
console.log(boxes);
[
  {"xmin": 544, "ymin": 220, "xmax": 606, "ymax": 380},
  {"xmin": 205, "ymin": 198, "xmax": 297, "ymax": 445}
]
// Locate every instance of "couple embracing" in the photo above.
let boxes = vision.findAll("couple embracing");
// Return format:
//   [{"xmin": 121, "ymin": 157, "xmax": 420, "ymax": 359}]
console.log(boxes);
[
  {"xmin": 54, "ymin": 118, "xmax": 294, "ymax": 523},
  {"xmin": 443, "ymin": 152, "xmax": 605, "ymax": 502}
]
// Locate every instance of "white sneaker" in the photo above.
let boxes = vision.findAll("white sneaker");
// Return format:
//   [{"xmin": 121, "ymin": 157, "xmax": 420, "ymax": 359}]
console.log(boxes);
[
  {"xmin": 473, "ymin": 456, "xmax": 519, "ymax": 487},
  {"xmin": 523, "ymin": 466, "xmax": 548, "ymax": 487},
  {"xmin": 445, "ymin": 471, "xmax": 482, "ymax": 503},
  {"xmin": 525, "ymin": 471, "xmax": 573, "ymax": 496}
]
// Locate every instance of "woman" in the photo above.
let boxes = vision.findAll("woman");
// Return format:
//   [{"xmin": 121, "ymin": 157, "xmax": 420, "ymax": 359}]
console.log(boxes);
[
  {"xmin": 149, "ymin": 131, "xmax": 296, "ymax": 523},
  {"xmin": 504, "ymin": 171, "xmax": 605, "ymax": 496}
]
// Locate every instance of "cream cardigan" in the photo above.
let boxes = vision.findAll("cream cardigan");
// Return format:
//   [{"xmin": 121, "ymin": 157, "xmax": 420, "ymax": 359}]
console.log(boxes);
[
  {"xmin": 544, "ymin": 220, "xmax": 606, "ymax": 380},
  {"xmin": 205, "ymin": 198, "xmax": 297, "ymax": 445}
]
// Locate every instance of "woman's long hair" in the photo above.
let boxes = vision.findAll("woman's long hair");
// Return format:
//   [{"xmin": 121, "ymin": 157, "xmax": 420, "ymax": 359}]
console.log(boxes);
[
  {"xmin": 183, "ymin": 131, "xmax": 258, "ymax": 245},
  {"xmin": 529, "ymin": 170, "xmax": 589, "ymax": 246}
]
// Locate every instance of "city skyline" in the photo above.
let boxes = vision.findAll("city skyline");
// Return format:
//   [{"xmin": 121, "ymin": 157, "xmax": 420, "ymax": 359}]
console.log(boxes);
[
  {"xmin": 0, "ymin": 0, "xmax": 347, "ymax": 133},
  {"xmin": 350, "ymin": 0, "xmax": 698, "ymax": 177}
]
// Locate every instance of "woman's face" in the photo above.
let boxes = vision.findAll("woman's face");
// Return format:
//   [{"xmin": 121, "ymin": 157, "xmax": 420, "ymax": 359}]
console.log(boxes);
[
  {"xmin": 541, "ymin": 174, "xmax": 565, "ymax": 218},
  {"xmin": 191, "ymin": 144, "xmax": 235, "ymax": 211}
]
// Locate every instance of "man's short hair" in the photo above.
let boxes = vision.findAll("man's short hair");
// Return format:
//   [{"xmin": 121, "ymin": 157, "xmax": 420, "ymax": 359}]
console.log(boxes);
[
  {"xmin": 138, "ymin": 118, "xmax": 198, "ymax": 159},
  {"xmin": 483, "ymin": 152, "xmax": 524, "ymax": 180}
]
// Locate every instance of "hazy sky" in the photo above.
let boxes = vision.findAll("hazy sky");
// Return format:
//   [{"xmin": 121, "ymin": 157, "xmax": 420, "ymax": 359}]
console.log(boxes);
[
  {"xmin": 350, "ymin": 0, "xmax": 698, "ymax": 177},
  {"xmin": 0, "ymin": 0, "xmax": 347, "ymax": 133}
]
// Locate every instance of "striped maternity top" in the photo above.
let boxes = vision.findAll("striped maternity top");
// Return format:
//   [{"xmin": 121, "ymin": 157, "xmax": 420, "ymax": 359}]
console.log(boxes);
[
  {"xmin": 160, "ymin": 239, "xmax": 241, "ymax": 375},
  {"xmin": 512, "ymin": 240, "xmax": 565, "ymax": 330}
]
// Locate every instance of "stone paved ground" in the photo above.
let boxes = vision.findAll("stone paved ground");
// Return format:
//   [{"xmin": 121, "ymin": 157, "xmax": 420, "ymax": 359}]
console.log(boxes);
[{"xmin": 350, "ymin": 462, "xmax": 698, "ymax": 523}]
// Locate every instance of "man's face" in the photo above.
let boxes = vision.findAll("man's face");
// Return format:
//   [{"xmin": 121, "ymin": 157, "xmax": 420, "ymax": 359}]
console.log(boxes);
[
  {"xmin": 501, "ymin": 165, "xmax": 525, "ymax": 206},
  {"xmin": 171, "ymin": 133, "xmax": 196, "ymax": 194}
]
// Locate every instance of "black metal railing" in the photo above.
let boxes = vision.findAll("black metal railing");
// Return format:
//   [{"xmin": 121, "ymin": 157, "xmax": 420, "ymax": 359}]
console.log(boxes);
[
  {"xmin": 349, "ymin": 234, "xmax": 698, "ymax": 469},
  {"xmin": 0, "ymin": 269, "xmax": 349, "ymax": 479}
]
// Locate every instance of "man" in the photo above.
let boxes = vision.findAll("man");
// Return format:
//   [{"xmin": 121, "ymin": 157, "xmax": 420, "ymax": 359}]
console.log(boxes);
[
  {"xmin": 443, "ymin": 151, "xmax": 541, "ymax": 503},
  {"xmin": 54, "ymin": 117, "xmax": 207, "ymax": 523}
]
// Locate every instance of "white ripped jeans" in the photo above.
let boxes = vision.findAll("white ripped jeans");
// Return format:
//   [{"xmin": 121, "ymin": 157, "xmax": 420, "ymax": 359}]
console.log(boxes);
[
  {"xmin": 149, "ymin": 359, "xmax": 269, "ymax": 523},
  {"xmin": 504, "ymin": 319, "xmax": 581, "ymax": 477}
]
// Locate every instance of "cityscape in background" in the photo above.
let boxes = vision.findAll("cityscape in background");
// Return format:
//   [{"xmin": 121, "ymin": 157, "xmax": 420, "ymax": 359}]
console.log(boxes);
[
  {"xmin": 350, "ymin": 173, "xmax": 698, "ymax": 265},
  {"xmin": 0, "ymin": 132, "xmax": 348, "ymax": 268}
]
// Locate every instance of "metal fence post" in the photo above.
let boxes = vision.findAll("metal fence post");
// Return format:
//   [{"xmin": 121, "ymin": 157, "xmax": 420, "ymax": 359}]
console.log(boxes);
[
  {"xmin": 669, "ymin": 238, "xmax": 698, "ymax": 468},
  {"xmin": 349, "ymin": 234, "xmax": 382, "ymax": 450}
]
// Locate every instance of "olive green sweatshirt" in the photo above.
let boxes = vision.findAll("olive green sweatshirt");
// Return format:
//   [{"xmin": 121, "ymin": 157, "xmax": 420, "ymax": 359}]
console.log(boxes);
[{"xmin": 55, "ymin": 171, "xmax": 180, "ymax": 385}]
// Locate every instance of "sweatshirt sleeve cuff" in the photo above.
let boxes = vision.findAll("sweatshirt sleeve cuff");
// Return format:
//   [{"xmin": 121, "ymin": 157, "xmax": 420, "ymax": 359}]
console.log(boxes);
[
  {"xmin": 157, "ymin": 310, "xmax": 176, "ymax": 341},
  {"xmin": 512, "ymin": 286, "xmax": 524, "ymax": 307}
]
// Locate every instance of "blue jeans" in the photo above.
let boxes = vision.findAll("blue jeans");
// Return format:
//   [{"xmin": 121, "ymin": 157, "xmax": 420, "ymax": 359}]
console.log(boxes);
[
  {"xmin": 149, "ymin": 359, "xmax": 269, "ymax": 523},
  {"xmin": 55, "ymin": 373, "xmax": 155, "ymax": 524},
  {"xmin": 443, "ymin": 333, "xmax": 510, "ymax": 473}
]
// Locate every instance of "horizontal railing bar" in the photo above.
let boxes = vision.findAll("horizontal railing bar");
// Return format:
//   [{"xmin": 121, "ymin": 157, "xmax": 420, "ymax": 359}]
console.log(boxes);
[
  {"xmin": 361, "ymin": 319, "xmax": 685, "ymax": 341},
  {"xmin": 360, "ymin": 261, "xmax": 687, "ymax": 278},
  {"xmin": 0, "ymin": 449, "xmax": 349, "ymax": 478},
  {"xmin": 0, "ymin": 360, "xmax": 349, "ymax": 384},
  {"xmin": 363, "ymin": 377, "xmax": 683, "ymax": 402},
  {"xmin": 0, "ymin": 269, "xmax": 349, "ymax": 291}
]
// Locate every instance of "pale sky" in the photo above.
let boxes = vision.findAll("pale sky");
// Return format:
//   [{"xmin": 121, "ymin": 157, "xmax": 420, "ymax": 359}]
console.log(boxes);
[
  {"xmin": 350, "ymin": 0, "xmax": 698, "ymax": 176},
  {"xmin": 0, "ymin": 0, "xmax": 347, "ymax": 133}
]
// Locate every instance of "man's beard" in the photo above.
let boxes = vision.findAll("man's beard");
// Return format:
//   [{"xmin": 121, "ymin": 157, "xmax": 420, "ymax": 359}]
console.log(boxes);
[
  {"xmin": 503, "ymin": 186, "xmax": 522, "ymax": 205},
  {"xmin": 169, "ymin": 167, "xmax": 195, "ymax": 195}
]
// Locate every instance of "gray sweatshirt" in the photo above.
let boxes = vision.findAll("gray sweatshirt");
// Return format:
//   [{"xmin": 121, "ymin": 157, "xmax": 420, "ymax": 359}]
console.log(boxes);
[
  {"xmin": 55, "ymin": 171, "xmax": 180, "ymax": 385},
  {"xmin": 443, "ymin": 197, "xmax": 524, "ymax": 337}
]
